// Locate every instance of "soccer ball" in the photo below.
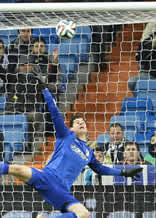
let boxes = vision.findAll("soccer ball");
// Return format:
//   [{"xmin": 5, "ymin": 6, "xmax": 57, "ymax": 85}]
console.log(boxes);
[{"xmin": 56, "ymin": 20, "xmax": 76, "ymax": 39}]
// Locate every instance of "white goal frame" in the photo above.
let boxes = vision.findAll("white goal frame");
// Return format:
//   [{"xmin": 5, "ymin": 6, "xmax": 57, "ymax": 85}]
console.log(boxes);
[
  {"xmin": 0, "ymin": 2, "xmax": 156, "ymax": 30},
  {"xmin": 0, "ymin": 2, "xmax": 156, "ymax": 12}
]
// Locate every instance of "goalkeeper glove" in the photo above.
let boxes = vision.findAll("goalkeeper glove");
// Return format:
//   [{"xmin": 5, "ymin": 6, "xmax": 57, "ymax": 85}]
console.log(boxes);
[
  {"xmin": 32, "ymin": 70, "xmax": 48, "ymax": 90},
  {"xmin": 38, "ymin": 81, "xmax": 47, "ymax": 90},
  {"xmin": 121, "ymin": 167, "xmax": 143, "ymax": 181}
]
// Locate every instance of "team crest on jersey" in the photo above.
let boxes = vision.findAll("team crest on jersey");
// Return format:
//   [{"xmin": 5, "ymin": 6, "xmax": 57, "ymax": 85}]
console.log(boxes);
[{"xmin": 71, "ymin": 145, "xmax": 89, "ymax": 161}]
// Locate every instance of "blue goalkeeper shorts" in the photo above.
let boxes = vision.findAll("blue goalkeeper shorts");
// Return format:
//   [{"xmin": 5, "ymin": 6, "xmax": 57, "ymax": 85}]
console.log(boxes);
[{"xmin": 26, "ymin": 168, "xmax": 80, "ymax": 212}]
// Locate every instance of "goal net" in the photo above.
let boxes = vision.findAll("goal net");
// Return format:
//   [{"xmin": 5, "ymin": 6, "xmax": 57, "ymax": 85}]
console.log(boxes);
[{"xmin": 0, "ymin": 2, "xmax": 155, "ymax": 218}]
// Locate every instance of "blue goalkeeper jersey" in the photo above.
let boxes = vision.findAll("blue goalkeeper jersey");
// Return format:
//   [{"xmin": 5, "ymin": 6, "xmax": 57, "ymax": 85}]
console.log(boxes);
[{"xmin": 42, "ymin": 89, "xmax": 122, "ymax": 191}]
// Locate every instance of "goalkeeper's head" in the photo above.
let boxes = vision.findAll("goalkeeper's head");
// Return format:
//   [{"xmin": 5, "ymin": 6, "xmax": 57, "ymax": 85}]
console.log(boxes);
[{"xmin": 69, "ymin": 114, "xmax": 88, "ymax": 139}]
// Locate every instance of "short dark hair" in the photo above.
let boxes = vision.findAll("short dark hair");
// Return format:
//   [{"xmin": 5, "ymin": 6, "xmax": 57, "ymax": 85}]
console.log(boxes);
[
  {"xmin": 32, "ymin": 37, "xmax": 46, "ymax": 46},
  {"xmin": 150, "ymin": 134, "xmax": 156, "ymax": 141},
  {"xmin": 124, "ymin": 141, "xmax": 140, "ymax": 151},
  {"xmin": 69, "ymin": 114, "xmax": 85, "ymax": 128},
  {"xmin": 109, "ymin": 122, "xmax": 123, "ymax": 131},
  {"xmin": 0, "ymin": 40, "xmax": 4, "ymax": 47},
  {"xmin": 18, "ymin": 29, "xmax": 32, "ymax": 34},
  {"xmin": 94, "ymin": 146, "xmax": 104, "ymax": 153}
]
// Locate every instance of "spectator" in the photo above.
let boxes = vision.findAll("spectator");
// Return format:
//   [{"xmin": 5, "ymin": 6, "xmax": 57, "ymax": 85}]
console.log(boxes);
[
  {"xmin": 128, "ymin": 29, "xmax": 156, "ymax": 96},
  {"xmin": 144, "ymin": 134, "xmax": 156, "ymax": 165},
  {"xmin": 102, "ymin": 123, "xmax": 126, "ymax": 164},
  {"xmin": 141, "ymin": 22, "xmax": 156, "ymax": 41},
  {"xmin": 122, "ymin": 141, "xmax": 148, "ymax": 165},
  {"xmin": 30, "ymin": 37, "xmax": 60, "ymax": 138},
  {"xmin": 84, "ymin": 147, "xmax": 104, "ymax": 185},
  {"xmin": 5, "ymin": 55, "xmax": 45, "ymax": 153},
  {"xmin": 6, "ymin": 28, "xmax": 33, "ymax": 74},
  {"xmin": 29, "ymin": 37, "xmax": 59, "ymax": 94},
  {"xmin": 0, "ymin": 39, "xmax": 9, "ymax": 95}
]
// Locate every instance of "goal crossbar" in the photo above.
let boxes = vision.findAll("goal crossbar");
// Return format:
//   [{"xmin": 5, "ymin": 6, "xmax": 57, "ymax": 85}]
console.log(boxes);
[
  {"xmin": 0, "ymin": 2, "xmax": 156, "ymax": 30},
  {"xmin": 0, "ymin": 2, "xmax": 156, "ymax": 12}
]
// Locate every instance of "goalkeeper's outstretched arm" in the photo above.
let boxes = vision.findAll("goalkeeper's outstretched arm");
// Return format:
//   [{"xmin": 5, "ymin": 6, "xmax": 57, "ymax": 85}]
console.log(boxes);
[{"xmin": 89, "ymin": 155, "xmax": 143, "ymax": 180}]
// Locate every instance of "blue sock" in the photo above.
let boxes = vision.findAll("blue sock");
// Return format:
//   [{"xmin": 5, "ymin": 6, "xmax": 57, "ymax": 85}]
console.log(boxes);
[
  {"xmin": 53, "ymin": 212, "xmax": 77, "ymax": 218},
  {"xmin": 0, "ymin": 163, "xmax": 9, "ymax": 175}
]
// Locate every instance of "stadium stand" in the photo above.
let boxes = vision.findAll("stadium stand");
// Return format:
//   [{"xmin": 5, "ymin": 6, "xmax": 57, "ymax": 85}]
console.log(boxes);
[
  {"xmin": 135, "ymin": 80, "xmax": 156, "ymax": 115},
  {"xmin": 0, "ymin": 30, "xmax": 18, "ymax": 47},
  {"xmin": 97, "ymin": 133, "xmax": 110, "ymax": 146},
  {"xmin": 120, "ymin": 97, "xmax": 154, "ymax": 115},
  {"xmin": 0, "ymin": 114, "xmax": 28, "ymax": 162},
  {"xmin": 97, "ymin": 97, "xmax": 156, "ymax": 158},
  {"xmin": 60, "ymin": 26, "xmax": 92, "ymax": 63},
  {"xmin": 33, "ymin": 27, "xmax": 59, "ymax": 45},
  {"xmin": 0, "ymin": 95, "xmax": 7, "ymax": 111},
  {"xmin": 120, "ymin": 96, "xmax": 156, "ymax": 132}
]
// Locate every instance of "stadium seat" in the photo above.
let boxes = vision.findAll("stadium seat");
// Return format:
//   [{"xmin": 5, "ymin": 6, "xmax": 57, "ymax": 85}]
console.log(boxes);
[
  {"xmin": 97, "ymin": 133, "xmax": 109, "ymax": 146},
  {"xmin": 134, "ymin": 132, "xmax": 153, "ymax": 145},
  {"xmin": 0, "ymin": 114, "xmax": 28, "ymax": 162},
  {"xmin": 33, "ymin": 27, "xmax": 59, "ymax": 50},
  {"xmin": 49, "ymin": 42, "xmax": 79, "ymax": 90},
  {"xmin": 49, "ymin": 43, "xmax": 79, "ymax": 89},
  {"xmin": 59, "ymin": 43, "xmax": 79, "ymax": 87},
  {"xmin": 0, "ymin": 95, "xmax": 7, "ymax": 111},
  {"xmin": 60, "ymin": 26, "xmax": 92, "ymax": 62},
  {"xmin": 143, "ymin": 211, "xmax": 156, "ymax": 218},
  {"xmin": 59, "ymin": 55, "xmax": 78, "ymax": 87},
  {"xmin": 120, "ymin": 97, "xmax": 154, "ymax": 121},
  {"xmin": 146, "ymin": 117, "xmax": 156, "ymax": 132},
  {"xmin": 110, "ymin": 115, "xmax": 144, "ymax": 132},
  {"xmin": 0, "ymin": 29, "xmax": 18, "ymax": 46},
  {"xmin": 49, "ymin": 27, "xmax": 59, "ymax": 44},
  {"xmin": 120, "ymin": 97, "xmax": 154, "ymax": 115},
  {"xmin": 108, "ymin": 211, "xmax": 135, "ymax": 218},
  {"xmin": 135, "ymin": 80, "xmax": 156, "ymax": 113},
  {"xmin": 120, "ymin": 97, "xmax": 156, "ymax": 136},
  {"xmin": 59, "ymin": 43, "xmax": 79, "ymax": 58},
  {"xmin": 134, "ymin": 132, "xmax": 153, "ymax": 157}
]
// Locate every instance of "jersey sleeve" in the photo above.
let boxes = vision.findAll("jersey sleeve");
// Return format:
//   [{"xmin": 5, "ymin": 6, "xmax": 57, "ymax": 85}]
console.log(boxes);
[
  {"xmin": 42, "ymin": 89, "xmax": 70, "ymax": 138},
  {"xmin": 88, "ymin": 153, "xmax": 122, "ymax": 176}
]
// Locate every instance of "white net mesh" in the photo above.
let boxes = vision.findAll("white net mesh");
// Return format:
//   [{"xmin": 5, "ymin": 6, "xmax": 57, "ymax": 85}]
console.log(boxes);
[{"xmin": 0, "ymin": 2, "xmax": 155, "ymax": 218}]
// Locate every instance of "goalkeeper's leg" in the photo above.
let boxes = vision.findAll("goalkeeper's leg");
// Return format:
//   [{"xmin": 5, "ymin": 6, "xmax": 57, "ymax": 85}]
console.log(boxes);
[
  {"xmin": 50, "ymin": 203, "xmax": 90, "ymax": 218},
  {"xmin": 0, "ymin": 162, "xmax": 32, "ymax": 182},
  {"xmin": 52, "ymin": 203, "xmax": 89, "ymax": 218}
]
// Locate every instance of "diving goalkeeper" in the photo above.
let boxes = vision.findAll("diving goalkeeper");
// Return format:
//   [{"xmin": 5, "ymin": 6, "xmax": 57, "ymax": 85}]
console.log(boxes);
[{"xmin": 0, "ymin": 87, "xmax": 143, "ymax": 218}]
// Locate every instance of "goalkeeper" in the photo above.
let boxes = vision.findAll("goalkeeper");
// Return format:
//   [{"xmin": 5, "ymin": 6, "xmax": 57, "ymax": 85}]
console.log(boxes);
[{"xmin": 0, "ymin": 87, "xmax": 143, "ymax": 218}]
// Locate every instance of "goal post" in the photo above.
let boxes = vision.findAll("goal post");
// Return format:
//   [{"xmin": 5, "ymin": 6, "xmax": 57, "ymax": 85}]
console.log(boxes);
[{"xmin": 0, "ymin": 2, "xmax": 155, "ymax": 218}]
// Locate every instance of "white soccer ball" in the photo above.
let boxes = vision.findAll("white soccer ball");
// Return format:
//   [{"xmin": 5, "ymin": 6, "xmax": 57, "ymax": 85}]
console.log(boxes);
[{"xmin": 56, "ymin": 20, "xmax": 76, "ymax": 39}]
